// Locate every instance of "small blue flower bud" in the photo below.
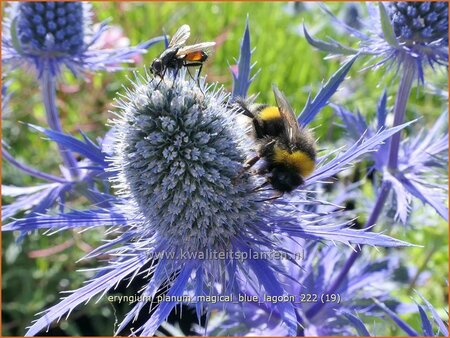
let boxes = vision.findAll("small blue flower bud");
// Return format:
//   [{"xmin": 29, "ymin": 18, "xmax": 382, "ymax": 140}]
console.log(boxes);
[
  {"xmin": 412, "ymin": 18, "xmax": 423, "ymax": 29},
  {"xmin": 47, "ymin": 21, "xmax": 57, "ymax": 31},
  {"xmin": 421, "ymin": 26, "xmax": 433, "ymax": 38},
  {"xmin": 34, "ymin": 3, "xmax": 45, "ymax": 13},
  {"xmin": 407, "ymin": 6, "xmax": 418, "ymax": 17},
  {"xmin": 426, "ymin": 12, "xmax": 438, "ymax": 23},
  {"xmin": 400, "ymin": 26, "xmax": 412, "ymax": 39},
  {"xmin": 45, "ymin": 11, "xmax": 55, "ymax": 20},
  {"xmin": 32, "ymin": 15, "xmax": 42, "ymax": 24},
  {"xmin": 419, "ymin": 2, "xmax": 431, "ymax": 13}
]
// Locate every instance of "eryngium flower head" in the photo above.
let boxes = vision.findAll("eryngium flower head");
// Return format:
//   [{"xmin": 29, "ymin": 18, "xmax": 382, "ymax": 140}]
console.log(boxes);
[
  {"xmin": 389, "ymin": 2, "xmax": 448, "ymax": 43},
  {"xmin": 111, "ymin": 71, "xmax": 259, "ymax": 251},
  {"xmin": 304, "ymin": 2, "xmax": 448, "ymax": 82},
  {"xmin": 2, "ymin": 2, "xmax": 163, "ymax": 77},
  {"xmin": 7, "ymin": 68, "xmax": 414, "ymax": 336},
  {"xmin": 17, "ymin": 2, "xmax": 85, "ymax": 55}
]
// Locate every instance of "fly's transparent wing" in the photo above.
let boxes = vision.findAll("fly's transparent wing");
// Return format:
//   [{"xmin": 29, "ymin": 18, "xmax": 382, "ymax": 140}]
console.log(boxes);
[
  {"xmin": 272, "ymin": 84, "xmax": 301, "ymax": 143},
  {"xmin": 176, "ymin": 42, "xmax": 216, "ymax": 56},
  {"xmin": 169, "ymin": 24, "xmax": 191, "ymax": 48}
]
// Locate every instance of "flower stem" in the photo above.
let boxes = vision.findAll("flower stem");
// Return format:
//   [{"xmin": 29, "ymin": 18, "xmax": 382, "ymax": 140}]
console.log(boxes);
[
  {"xmin": 387, "ymin": 60, "xmax": 416, "ymax": 171},
  {"xmin": 306, "ymin": 61, "xmax": 415, "ymax": 320},
  {"xmin": 2, "ymin": 146, "xmax": 68, "ymax": 183},
  {"xmin": 305, "ymin": 181, "xmax": 391, "ymax": 319},
  {"xmin": 40, "ymin": 72, "xmax": 79, "ymax": 179}
]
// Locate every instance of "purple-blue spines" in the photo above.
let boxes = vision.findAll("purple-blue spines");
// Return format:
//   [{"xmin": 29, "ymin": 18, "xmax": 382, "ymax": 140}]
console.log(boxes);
[
  {"xmin": 17, "ymin": 2, "xmax": 84, "ymax": 55},
  {"xmin": 389, "ymin": 2, "xmax": 448, "ymax": 42}
]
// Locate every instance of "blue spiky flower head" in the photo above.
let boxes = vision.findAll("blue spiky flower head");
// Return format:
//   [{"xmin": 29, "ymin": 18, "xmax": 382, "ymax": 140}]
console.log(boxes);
[
  {"xmin": 389, "ymin": 2, "xmax": 448, "ymax": 44},
  {"xmin": 12, "ymin": 68, "xmax": 415, "ymax": 336},
  {"xmin": 111, "ymin": 70, "xmax": 261, "ymax": 252},
  {"xmin": 16, "ymin": 2, "xmax": 86, "ymax": 56},
  {"xmin": 2, "ymin": 2, "xmax": 163, "ymax": 78},
  {"xmin": 304, "ymin": 2, "xmax": 448, "ymax": 82}
]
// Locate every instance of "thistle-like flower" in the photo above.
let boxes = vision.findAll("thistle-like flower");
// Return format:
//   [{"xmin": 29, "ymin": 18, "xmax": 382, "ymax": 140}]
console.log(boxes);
[
  {"xmin": 304, "ymin": 2, "xmax": 448, "ymax": 82},
  {"xmin": 2, "ymin": 2, "xmax": 164, "ymax": 218},
  {"xmin": 111, "ymin": 72, "xmax": 260, "ymax": 253},
  {"xmin": 2, "ymin": 2, "xmax": 163, "ymax": 77},
  {"xmin": 3, "ymin": 67, "xmax": 415, "ymax": 336}
]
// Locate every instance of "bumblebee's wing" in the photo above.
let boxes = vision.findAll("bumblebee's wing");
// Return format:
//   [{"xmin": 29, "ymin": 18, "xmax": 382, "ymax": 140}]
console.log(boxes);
[
  {"xmin": 272, "ymin": 84, "xmax": 301, "ymax": 143},
  {"xmin": 169, "ymin": 24, "xmax": 191, "ymax": 48},
  {"xmin": 176, "ymin": 42, "xmax": 216, "ymax": 56}
]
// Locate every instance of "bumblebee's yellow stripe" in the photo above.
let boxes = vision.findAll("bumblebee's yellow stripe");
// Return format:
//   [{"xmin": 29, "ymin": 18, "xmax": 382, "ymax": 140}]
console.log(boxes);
[
  {"xmin": 273, "ymin": 147, "xmax": 315, "ymax": 178},
  {"xmin": 259, "ymin": 106, "xmax": 280, "ymax": 120}
]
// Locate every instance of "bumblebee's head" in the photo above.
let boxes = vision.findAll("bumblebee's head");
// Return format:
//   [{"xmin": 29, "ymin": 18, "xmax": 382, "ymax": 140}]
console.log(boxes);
[
  {"xmin": 269, "ymin": 166, "xmax": 303, "ymax": 193},
  {"xmin": 151, "ymin": 59, "xmax": 163, "ymax": 75}
]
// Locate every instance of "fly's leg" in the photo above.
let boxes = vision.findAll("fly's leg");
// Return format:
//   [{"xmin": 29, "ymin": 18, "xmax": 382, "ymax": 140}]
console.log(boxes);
[
  {"xmin": 170, "ymin": 68, "xmax": 177, "ymax": 89},
  {"xmin": 196, "ymin": 64, "xmax": 204, "ymax": 88},
  {"xmin": 186, "ymin": 67, "xmax": 196, "ymax": 83},
  {"xmin": 155, "ymin": 68, "xmax": 167, "ymax": 90},
  {"xmin": 184, "ymin": 62, "xmax": 205, "ymax": 93}
]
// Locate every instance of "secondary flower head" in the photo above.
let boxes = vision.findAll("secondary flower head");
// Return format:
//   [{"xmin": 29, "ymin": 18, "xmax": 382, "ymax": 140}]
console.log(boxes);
[
  {"xmin": 17, "ymin": 2, "xmax": 86, "ymax": 56},
  {"xmin": 389, "ymin": 2, "xmax": 448, "ymax": 44},
  {"xmin": 304, "ymin": 2, "xmax": 449, "ymax": 82},
  {"xmin": 2, "ymin": 2, "xmax": 163, "ymax": 77}
]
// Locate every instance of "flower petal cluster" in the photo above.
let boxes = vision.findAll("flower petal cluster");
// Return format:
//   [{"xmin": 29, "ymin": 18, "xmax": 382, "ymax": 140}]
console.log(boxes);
[{"xmin": 2, "ymin": 2, "xmax": 164, "ymax": 77}]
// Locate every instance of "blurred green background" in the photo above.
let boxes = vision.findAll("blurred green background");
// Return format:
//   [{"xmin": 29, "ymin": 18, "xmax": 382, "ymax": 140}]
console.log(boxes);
[{"xmin": 2, "ymin": 2, "xmax": 448, "ymax": 336}]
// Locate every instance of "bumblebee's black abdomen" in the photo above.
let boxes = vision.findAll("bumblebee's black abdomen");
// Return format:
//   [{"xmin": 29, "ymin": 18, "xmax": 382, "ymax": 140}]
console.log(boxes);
[{"xmin": 269, "ymin": 165, "xmax": 303, "ymax": 193}]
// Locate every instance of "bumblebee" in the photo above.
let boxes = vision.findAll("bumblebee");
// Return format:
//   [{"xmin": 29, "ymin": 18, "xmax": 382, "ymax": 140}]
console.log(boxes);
[
  {"xmin": 151, "ymin": 24, "xmax": 216, "ymax": 82},
  {"xmin": 236, "ymin": 85, "xmax": 316, "ymax": 194}
]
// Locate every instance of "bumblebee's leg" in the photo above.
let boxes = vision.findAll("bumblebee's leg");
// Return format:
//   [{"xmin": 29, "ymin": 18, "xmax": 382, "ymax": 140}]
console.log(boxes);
[
  {"xmin": 232, "ymin": 104, "xmax": 265, "ymax": 139},
  {"xmin": 255, "ymin": 191, "xmax": 284, "ymax": 203},
  {"xmin": 235, "ymin": 104, "xmax": 255, "ymax": 119},
  {"xmin": 252, "ymin": 180, "xmax": 270, "ymax": 192},
  {"xmin": 243, "ymin": 155, "xmax": 261, "ymax": 170},
  {"xmin": 232, "ymin": 155, "xmax": 261, "ymax": 185},
  {"xmin": 259, "ymin": 139, "xmax": 276, "ymax": 156}
]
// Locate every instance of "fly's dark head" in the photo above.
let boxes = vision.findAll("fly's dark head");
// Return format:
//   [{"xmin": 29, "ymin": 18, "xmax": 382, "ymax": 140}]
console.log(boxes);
[{"xmin": 151, "ymin": 58, "xmax": 164, "ymax": 76}]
